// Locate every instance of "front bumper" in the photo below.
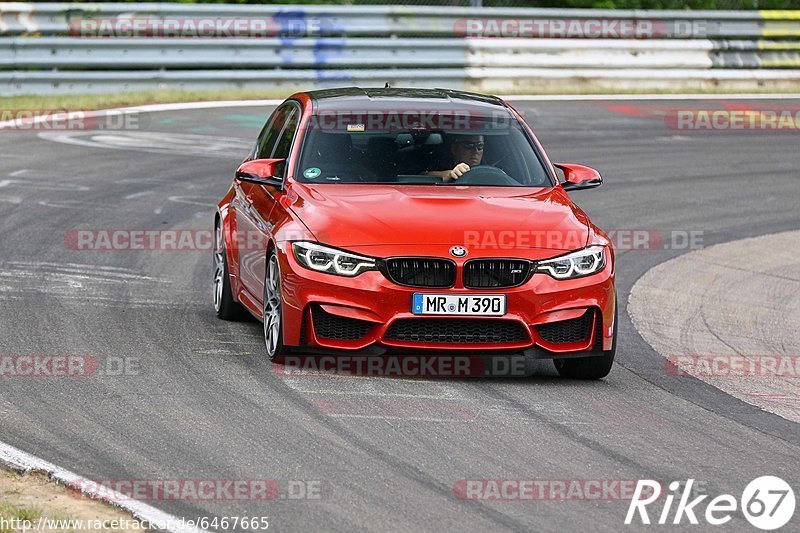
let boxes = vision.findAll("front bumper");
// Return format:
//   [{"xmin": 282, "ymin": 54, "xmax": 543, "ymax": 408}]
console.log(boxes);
[{"xmin": 277, "ymin": 243, "xmax": 615, "ymax": 356}]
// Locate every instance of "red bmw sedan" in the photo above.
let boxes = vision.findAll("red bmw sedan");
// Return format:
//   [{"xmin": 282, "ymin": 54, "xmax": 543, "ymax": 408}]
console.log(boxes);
[{"xmin": 214, "ymin": 88, "xmax": 616, "ymax": 379}]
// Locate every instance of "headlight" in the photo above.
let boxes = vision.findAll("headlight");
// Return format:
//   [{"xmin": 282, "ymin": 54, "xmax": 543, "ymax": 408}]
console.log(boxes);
[
  {"xmin": 292, "ymin": 241, "xmax": 377, "ymax": 277},
  {"xmin": 535, "ymin": 246, "xmax": 606, "ymax": 280}
]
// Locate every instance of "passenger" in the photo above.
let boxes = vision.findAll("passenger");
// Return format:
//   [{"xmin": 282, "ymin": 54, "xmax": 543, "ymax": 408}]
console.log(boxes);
[{"xmin": 424, "ymin": 135, "xmax": 484, "ymax": 182}]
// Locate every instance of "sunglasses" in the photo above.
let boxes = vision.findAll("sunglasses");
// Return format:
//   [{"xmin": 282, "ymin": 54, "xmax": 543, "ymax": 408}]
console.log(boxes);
[{"xmin": 457, "ymin": 141, "xmax": 485, "ymax": 151}]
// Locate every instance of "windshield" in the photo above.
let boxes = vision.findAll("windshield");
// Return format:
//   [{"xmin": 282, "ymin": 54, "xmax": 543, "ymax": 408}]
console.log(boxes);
[{"xmin": 296, "ymin": 109, "xmax": 554, "ymax": 187}]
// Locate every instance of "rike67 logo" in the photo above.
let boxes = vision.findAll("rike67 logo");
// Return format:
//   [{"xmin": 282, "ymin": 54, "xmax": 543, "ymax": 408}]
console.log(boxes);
[{"xmin": 626, "ymin": 477, "xmax": 795, "ymax": 530}]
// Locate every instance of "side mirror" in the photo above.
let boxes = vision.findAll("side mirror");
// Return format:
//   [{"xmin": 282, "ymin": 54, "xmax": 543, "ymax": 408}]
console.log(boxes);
[
  {"xmin": 235, "ymin": 159, "xmax": 285, "ymax": 187},
  {"xmin": 554, "ymin": 163, "xmax": 603, "ymax": 191}
]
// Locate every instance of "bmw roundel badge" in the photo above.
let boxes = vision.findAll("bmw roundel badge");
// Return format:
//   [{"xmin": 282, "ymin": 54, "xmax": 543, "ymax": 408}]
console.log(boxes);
[{"xmin": 450, "ymin": 246, "xmax": 468, "ymax": 258}]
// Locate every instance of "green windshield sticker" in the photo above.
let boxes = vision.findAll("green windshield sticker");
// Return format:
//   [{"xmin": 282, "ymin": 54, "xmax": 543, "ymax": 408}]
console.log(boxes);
[{"xmin": 303, "ymin": 167, "xmax": 321, "ymax": 179}]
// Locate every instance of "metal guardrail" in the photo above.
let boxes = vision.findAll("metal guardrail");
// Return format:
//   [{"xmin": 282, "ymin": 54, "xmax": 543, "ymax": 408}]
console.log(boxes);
[
  {"xmin": 2, "ymin": 3, "xmax": 800, "ymax": 95},
  {"xmin": 0, "ymin": 38, "xmax": 469, "ymax": 68},
  {"xmin": 2, "ymin": 4, "xmax": 800, "ymax": 39},
  {"xmin": 3, "ymin": 37, "xmax": 799, "ymax": 70},
  {"xmin": 0, "ymin": 68, "xmax": 471, "ymax": 96}
]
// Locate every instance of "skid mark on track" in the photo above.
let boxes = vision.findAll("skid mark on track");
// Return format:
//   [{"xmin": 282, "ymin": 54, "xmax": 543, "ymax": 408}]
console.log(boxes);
[
  {"xmin": 189, "ymin": 328, "xmax": 268, "ymax": 357},
  {"xmin": 123, "ymin": 190, "xmax": 155, "ymax": 200},
  {"xmin": 295, "ymin": 389, "xmax": 458, "ymax": 400},
  {"xmin": 310, "ymin": 395, "xmax": 478, "ymax": 422},
  {"xmin": 206, "ymin": 345, "xmax": 493, "ymax": 423},
  {"xmin": 0, "ymin": 177, "xmax": 90, "ymax": 191},
  {"xmin": 192, "ymin": 328, "xmax": 649, "ymax": 429},
  {"xmin": 743, "ymin": 393, "xmax": 800, "ymax": 410},
  {"xmin": 37, "ymin": 199, "xmax": 114, "ymax": 210},
  {"xmin": 1, "ymin": 171, "xmax": 98, "ymax": 208},
  {"xmin": 200, "ymin": 327, "xmax": 622, "ymax": 426},
  {"xmin": 272, "ymin": 369, "xmax": 574, "ymax": 423},
  {"xmin": 168, "ymin": 195, "xmax": 218, "ymax": 207},
  {"xmin": 197, "ymin": 339, "xmax": 263, "ymax": 345},
  {"xmin": 0, "ymin": 261, "xmax": 199, "ymax": 308},
  {"xmin": 37, "ymin": 131, "xmax": 251, "ymax": 158},
  {"xmin": 115, "ymin": 177, "xmax": 171, "ymax": 185},
  {"xmin": 284, "ymin": 370, "xmax": 665, "ymax": 429},
  {"xmin": 4, "ymin": 261, "xmax": 165, "ymax": 281},
  {"xmin": 192, "ymin": 348, "xmax": 253, "ymax": 356}
]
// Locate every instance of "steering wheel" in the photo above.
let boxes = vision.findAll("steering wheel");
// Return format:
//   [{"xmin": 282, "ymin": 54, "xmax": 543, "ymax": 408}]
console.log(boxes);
[{"xmin": 452, "ymin": 165, "xmax": 518, "ymax": 186}]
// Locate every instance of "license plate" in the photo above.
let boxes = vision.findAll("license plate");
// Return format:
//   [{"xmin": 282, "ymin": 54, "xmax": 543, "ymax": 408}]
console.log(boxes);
[{"xmin": 412, "ymin": 294, "xmax": 506, "ymax": 316}]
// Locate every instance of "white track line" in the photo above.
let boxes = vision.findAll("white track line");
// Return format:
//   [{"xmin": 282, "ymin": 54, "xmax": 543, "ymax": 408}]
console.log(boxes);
[
  {"xmin": 0, "ymin": 441, "xmax": 208, "ymax": 533},
  {"xmin": 0, "ymin": 99, "xmax": 283, "ymax": 130}
]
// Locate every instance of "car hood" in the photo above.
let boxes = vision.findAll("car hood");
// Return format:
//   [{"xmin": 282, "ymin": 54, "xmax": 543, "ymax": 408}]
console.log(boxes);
[{"xmin": 287, "ymin": 183, "xmax": 590, "ymax": 250}]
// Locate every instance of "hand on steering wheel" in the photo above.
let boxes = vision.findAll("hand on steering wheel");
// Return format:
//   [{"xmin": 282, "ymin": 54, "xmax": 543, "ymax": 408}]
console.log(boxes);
[
  {"xmin": 449, "ymin": 165, "xmax": 518, "ymax": 186},
  {"xmin": 443, "ymin": 163, "xmax": 471, "ymax": 182}
]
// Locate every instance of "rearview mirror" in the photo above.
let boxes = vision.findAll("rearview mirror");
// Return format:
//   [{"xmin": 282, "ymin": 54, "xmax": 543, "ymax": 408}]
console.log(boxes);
[
  {"xmin": 235, "ymin": 159, "xmax": 285, "ymax": 187},
  {"xmin": 554, "ymin": 163, "xmax": 603, "ymax": 191}
]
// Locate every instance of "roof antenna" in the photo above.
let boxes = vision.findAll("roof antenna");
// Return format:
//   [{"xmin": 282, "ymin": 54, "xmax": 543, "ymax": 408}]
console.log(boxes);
[{"xmin": 384, "ymin": 82, "xmax": 391, "ymax": 88}]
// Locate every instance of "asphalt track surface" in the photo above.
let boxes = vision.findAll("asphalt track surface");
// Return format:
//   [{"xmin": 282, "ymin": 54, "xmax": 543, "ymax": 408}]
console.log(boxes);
[{"xmin": 1, "ymin": 98, "xmax": 799, "ymax": 532}]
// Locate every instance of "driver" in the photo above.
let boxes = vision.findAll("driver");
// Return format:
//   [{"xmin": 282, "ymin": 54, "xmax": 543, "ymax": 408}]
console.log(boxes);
[{"xmin": 424, "ymin": 135, "xmax": 484, "ymax": 182}]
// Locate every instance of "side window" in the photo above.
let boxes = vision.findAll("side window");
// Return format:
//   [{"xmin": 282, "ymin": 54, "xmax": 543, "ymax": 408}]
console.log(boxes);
[
  {"xmin": 271, "ymin": 108, "xmax": 299, "ymax": 161},
  {"xmin": 255, "ymin": 106, "xmax": 288, "ymax": 159}
]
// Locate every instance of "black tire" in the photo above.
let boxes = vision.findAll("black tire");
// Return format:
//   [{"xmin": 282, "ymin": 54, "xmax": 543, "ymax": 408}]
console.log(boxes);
[
  {"xmin": 213, "ymin": 221, "xmax": 248, "ymax": 321},
  {"xmin": 263, "ymin": 251, "xmax": 289, "ymax": 362},
  {"xmin": 554, "ymin": 305, "xmax": 617, "ymax": 380}
]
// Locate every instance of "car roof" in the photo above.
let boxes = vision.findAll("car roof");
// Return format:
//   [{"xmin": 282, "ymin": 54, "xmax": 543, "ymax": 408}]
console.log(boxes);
[{"xmin": 301, "ymin": 87, "xmax": 510, "ymax": 114}]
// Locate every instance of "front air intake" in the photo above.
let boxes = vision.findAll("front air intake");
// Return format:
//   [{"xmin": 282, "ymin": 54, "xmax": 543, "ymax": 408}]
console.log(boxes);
[
  {"xmin": 385, "ymin": 318, "xmax": 529, "ymax": 344},
  {"xmin": 311, "ymin": 305, "xmax": 372, "ymax": 341},
  {"xmin": 536, "ymin": 311, "xmax": 594, "ymax": 344}
]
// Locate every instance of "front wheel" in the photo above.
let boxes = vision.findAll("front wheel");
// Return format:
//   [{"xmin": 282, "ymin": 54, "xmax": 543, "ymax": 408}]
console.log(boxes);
[
  {"xmin": 553, "ymin": 306, "xmax": 617, "ymax": 380},
  {"xmin": 263, "ymin": 251, "xmax": 288, "ymax": 362},
  {"xmin": 213, "ymin": 221, "xmax": 247, "ymax": 321}
]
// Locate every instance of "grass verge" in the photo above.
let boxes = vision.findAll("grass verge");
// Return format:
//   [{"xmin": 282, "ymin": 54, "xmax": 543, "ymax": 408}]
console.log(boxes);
[
  {"xmin": 0, "ymin": 88, "xmax": 288, "ymax": 114},
  {"xmin": 1, "ymin": 85, "xmax": 799, "ymax": 114},
  {"xmin": 0, "ymin": 468, "xmax": 141, "ymax": 533}
]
